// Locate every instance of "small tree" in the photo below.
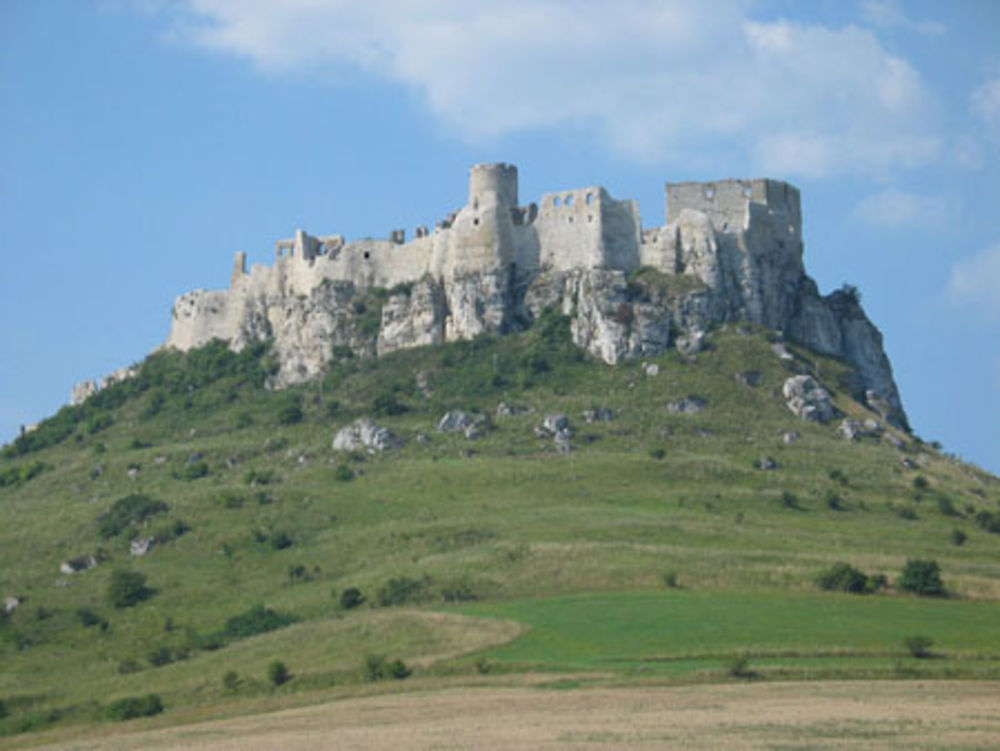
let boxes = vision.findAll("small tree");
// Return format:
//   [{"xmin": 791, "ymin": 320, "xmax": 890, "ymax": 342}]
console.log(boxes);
[
  {"xmin": 339, "ymin": 587, "xmax": 365, "ymax": 610},
  {"xmin": 898, "ymin": 559, "xmax": 945, "ymax": 597},
  {"xmin": 108, "ymin": 569, "xmax": 153, "ymax": 608},
  {"xmin": 904, "ymin": 635, "xmax": 934, "ymax": 658},
  {"xmin": 267, "ymin": 660, "xmax": 290, "ymax": 686},
  {"xmin": 222, "ymin": 670, "xmax": 240, "ymax": 691}
]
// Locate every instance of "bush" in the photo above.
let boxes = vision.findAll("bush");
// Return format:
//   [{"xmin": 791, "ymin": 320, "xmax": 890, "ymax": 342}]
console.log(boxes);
[
  {"xmin": 222, "ymin": 670, "xmax": 240, "ymax": 691},
  {"xmin": 147, "ymin": 647, "xmax": 173, "ymax": 667},
  {"xmin": 117, "ymin": 659, "xmax": 142, "ymax": 675},
  {"xmin": 824, "ymin": 492, "xmax": 845, "ymax": 511},
  {"xmin": 222, "ymin": 605, "xmax": 298, "ymax": 641},
  {"xmin": 106, "ymin": 693, "xmax": 164, "ymax": 721},
  {"xmin": 269, "ymin": 531, "xmax": 293, "ymax": 550},
  {"xmin": 816, "ymin": 562, "xmax": 873, "ymax": 594},
  {"xmin": 951, "ymin": 529, "xmax": 968, "ymax": 546},
  {"xmin": 363, "ymin": 654, "xmax": 411, "ymax": 682},
  {"xmin": 333, "ymin": 464, "xmax": 355, "ymax": 482},
  {"xmin": 277, "ymin": 401, "xmax": 304, "ymax": 426},
  {"xmin": 244, "ymin": 469, "xmax": 279, "ymax": 486},
  {"xmin": 108, "ymin": 570, "xmax": 153, "ymax": 608},
  {"xmin": 912, "ymin": 475, "xmax": 929, "ymax": 491},
  {"xmin": 898, "ymin": 559, "xmax": 945, "ymax": 597},
  {"xmin": 828, "ymin": 469, "xmax": 848, "ymax": 486},
  {"xmin": 975, "ymin": 510, "xmax": 1000, "ymax": 534},
  {"xmin": 780, "ymin": 491, "xmax": 801, "ymax": 510},
  {"xmin": 648, "ymin": 447, "xmax": 666, "ymax": 460},
  {"xmin": 372, "ymin": 392, "xmax": 407, "ymax": 417},
  {"xmin": 267, "ymin": 660, "xmax": 290, "ymax": 686},
  {"xmin": 76, "ymin": 607, "xmax": 108, "ymax": 629},
  {"xmin": 377, "ymin": 576, "xmax": 431, "ymax": 607},
  {"xmin": 97, "ymin": 494, "xmax": 168, "ymax": 538},
  {"xmin": 180, "ymin": 461, "xmax": 209, "ymax": 481},
  {"xmin": 726, "ymin": 655, "xmax": 755, "ymax": 679},
  {"xmin": 936, "ymin": 496, "xmax": 960, "ymax": 517},
  {"xmin": 904, "ymin": 635, "xmax": 934, "ymax": 658},
  {"xmin": 339, "ymin": 587, "xmax": 365, "ymax": 610},
  {"xmin": 662, "ymin": 571, "xmax": 679, "ymax": 589}
]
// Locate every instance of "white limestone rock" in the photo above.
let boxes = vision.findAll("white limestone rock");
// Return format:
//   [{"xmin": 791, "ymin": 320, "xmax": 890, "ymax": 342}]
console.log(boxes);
[
  {"xmin": 438, "ymin": 411, "xmax": 475, "ymax": 433},
  {"xmin": 332, "ymin": 418, "xmax": 399, "ymax": 452},
  {"xmin": 782, "ymin": 375, "xmax": 835, "ymax": 423}
]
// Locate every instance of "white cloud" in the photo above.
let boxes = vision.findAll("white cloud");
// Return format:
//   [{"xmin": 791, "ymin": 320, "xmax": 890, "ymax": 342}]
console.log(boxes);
[
  {"xmin": 852, "ymin": 189, "xmax": 951, "ymax": 230},
  {"xmin": 859, "ymin": 0, "xmax": 945, "ymax": 36},
  {"xmin": 972, "ymin": 77, "xmax": 1000, "ymax": 127},
  {"xmin": 946, "ymin": 244, "xmax": 1000, "ymax": 320},
  {"xmin": 147, "ymin": 0, "xmax": 943, "ymax": 177}
]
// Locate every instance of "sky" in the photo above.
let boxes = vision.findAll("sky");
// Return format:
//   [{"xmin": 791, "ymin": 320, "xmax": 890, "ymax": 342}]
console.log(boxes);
[{"xmin": 1, "ymin": 0, "xmax": 998, "ymax": 473}]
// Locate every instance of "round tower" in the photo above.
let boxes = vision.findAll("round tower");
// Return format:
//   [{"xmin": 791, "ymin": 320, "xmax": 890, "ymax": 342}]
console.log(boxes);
[{"xmin": 468, "ymin": 163, "xmax": 518, "ymax": 208}]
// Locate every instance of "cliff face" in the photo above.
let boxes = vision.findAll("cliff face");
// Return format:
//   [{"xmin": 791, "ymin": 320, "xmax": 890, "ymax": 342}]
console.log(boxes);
[{"xmin": 162, "ymin": 164, "xmax": 909, "ymax": 430}]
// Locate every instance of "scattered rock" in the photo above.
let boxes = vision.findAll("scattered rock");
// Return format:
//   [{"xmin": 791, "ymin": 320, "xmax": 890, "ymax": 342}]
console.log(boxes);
[
  {"xmin": 59, "ymin": 555, "xmax": 97, "ymax": 575},
  {"xmin": 154, "ymin": 456, "xmax": 167, "ymax": 465},
  {"xmin": 130, "ymin": 537, "xmax": 155, "ymax": 557},
  {"xmin": 782, "ymin": 430, "xmax": 801, "ymax": 445},
  {"xmin": 644, "ymin": 363, "xmax": 660, "ymax": 377},
  {"xmin": 415, "ymin": 433, "xmax": 431, "ymax": 446},
  {"xmin": 666, "ymin": 396, "xmax": 707, "ymax": 414},
  {"xmin": 126, "ymin": 465, "xmax": 140, "ymax": 480},
  {"xmin": 771, "ymin": 342, "xmax": 794, "ymax": 360},
  {"xmin": 865, "ymin": 389, "xmax": 892, "ymax": 419},
  {"xmin": 676, "ymin": 330, "xmax": 705, "ymax": 355},
  {"xmin": 554, "ymin": 431, "xmax": 573, "ymax": 453},
  {"xmin": 583, "ymin": 407, "xmax": 616, "ymax": 424},
  {"xmin": 901, "ymin": 457, "xmax": 918, "ymax": 470},
  {"xmin": 464, "ymin": 423, "xmax": 485, "ymax": 440},
  {"xmin": 782, "ymin": 375, "xmax": 835, "ymax": 423},
  {"xmin": 332, "ymin": 418, "xmax": 400, "ymax": 452},
  {"xmin": 543, "ymin": 413, "xmax": 570, "ymax": 433},
  {"xmin": 497, "ymin": 402, "xmax": 532, "ymax": 418},
  {"xmin": 757, "ymin": 456, "xmax": 779, "ymax": 470},
  {"xmin": 533, "ymin": 425, "xmax": 552, "ymax": 439},
  {"xmin": 735, "ymin": 370, "xmax": 762, "ymax": 387},
  {"xmin": 90, "ymin": 464, "xmax": 105, "ymax": 480},
  {"xmin": 838, "ymin": 418, "xmax": 883, "ymax": 441},
  {"xmin": 692, "ymin": 428, "xmax": 713, "ymax": 438},
  {"xmin": 415, "ymin": 371, "xmax": 434, "ymax": 398},
  {"xmin": 659, "ymin": 426, "xmax": 675, "ymax": 439},
  {"xmin": 438, "ymin": 411, "xmax": 475, "ymax": 433},
  {"xmin": 4, "ymin": 596, "xmax": 23, "ymax": 614},
  {"xmin": 884, "ymin": 433, "xmax": 906, "ymax": 450}
]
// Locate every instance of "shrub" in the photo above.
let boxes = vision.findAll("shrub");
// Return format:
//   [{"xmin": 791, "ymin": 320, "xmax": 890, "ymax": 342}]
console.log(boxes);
[
  {"xmin": 106, "ymin": 694, "xmax": 163, "ymax": 721},
  {"xmin": 726, "ymin": 655, "xmax": 754, "ymax": 679},
  {"xmin": 936, "ymin": 496, "xmax": 960, "ymax": 517},
  {"xmin": 76, "ymin": 607, "xmax": 108, "ymax": 629},
  {"xmin": 825, "ymin": 492, "xmax": 845, "ymax": 511},
  {"xmin": 975, "ymin": 510, "xmax": 1000, "ymax": 534},
  {"xmin": 372, "ymin": 392, "xmax": 408, "ymax": 417},
  {"xmin": 816, "ymin": 562, "xmax": 870, "ymax": 594},
  {"xmin": 333, "ymin": 464, "xmax": 355, "ymax": 482},
  {"xmin": 117, "ymin": 659, "xmax": 142, "ymax": 675},
  {"xmin": 780, "ymin": 491, "xmax": 801, "ymax": 510},
  {"xmin": 377, "ymin": 576, "xmax": 431, "ymax": 607},
  {"xmin": 662, "ymin": 571, "xmax": 679, "ymax": 589},
  {"xmin": 648, "ymin": 447, "xmax": 666, "ymax": 460},
  {"xmin": 896, "ymin": 506, "xmax": 918, "ymax": 521},
  {"xmin": 147, "ymin": 647, "xmax": 173, "ymax": 667},
  {"xmin": 363, "ymin": 654, "xmax": 411, "ymax": 681},
  {"xmin": 912, "ymin": 475, "xmax": 929, "ymax": 491},
  {"xmin": 86, "ymin": 413, "xmax": 114, "ymax": 435},
  {"xmin": 245, "ymin": 469, "xmax": 278, "ymax": 486},
  {"xmin": 267, "ymin": 660, "xmax": 290, "ymax": 686},
  {"xmin": 898, "ymin": 559, "xmax": 945, "ymax": 597},
  {"xmin": 222, "ymin": 670, "xmax": 240, "ymax": 691},
  {"xmin": 269, "ymin": 531, "xmax": 293, "ymax": 550},
  {"xmin": 951, "ymin": 529, "xmax": 967, "ymax": 546},
  {"xmin": 828, "ymin": 469, "xmax": 848, "ymax": 486},
  {"xmin": 235, "ymin": 411, "xmax": 254, "ymax": 428},
  {"xmin": 180, "ymin": 461, "xmax": 209, "ymax": 480},
  {"xmin": 97, "ymin": 494, "xmax": 168, "ymax": 538},
  {"xmin": 339, "ymin": 587, "xmax": 365, "ymax": 610},
  {"xmin": 0, "ymin": 698, "xmax": 7, "ymax": 719},
  {"xmin": 904, "ymin": 635, "xmax": 934, "ymax": 658},
  {"xmin": 108, "ymin": 570, "xmax": 153, "ymax": 608},
  {"xmin": 222, "ymin": 605, "xmax": 297, "ymax": 641},
  {"xmin": 277, "ymin": 402, "xmax": 304, "ymax": 426}
]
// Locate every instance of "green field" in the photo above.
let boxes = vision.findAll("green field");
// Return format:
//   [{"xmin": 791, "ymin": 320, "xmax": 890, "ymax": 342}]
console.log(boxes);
[
  {"xmin": 2, "ymin": 320, "xmax": 999, "ymax": 740},
  {"xmin": 456, "ymin": 590, "xmax": 1000, "ymax": 679}
]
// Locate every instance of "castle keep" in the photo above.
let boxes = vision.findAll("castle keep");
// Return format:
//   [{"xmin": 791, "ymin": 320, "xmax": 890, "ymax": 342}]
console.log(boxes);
[{"xmin": 91, "ymin": 164, "xmax": 907, "ymax": 428}]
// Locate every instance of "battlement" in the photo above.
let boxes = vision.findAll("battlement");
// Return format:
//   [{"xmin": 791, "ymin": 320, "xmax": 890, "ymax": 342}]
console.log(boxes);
[
  {"xmin": 666, "ymin": 178, "xmax": 801, "ymax": 235},
  {"xmin": 469, "ymin": 162, "xmax": 518, "ymax": 208}
]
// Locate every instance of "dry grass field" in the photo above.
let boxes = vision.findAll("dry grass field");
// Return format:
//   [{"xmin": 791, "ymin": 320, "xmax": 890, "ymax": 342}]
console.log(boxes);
[{"xmin": 21, "ymin": 681, "xmax": 1000, "ymax": 751}]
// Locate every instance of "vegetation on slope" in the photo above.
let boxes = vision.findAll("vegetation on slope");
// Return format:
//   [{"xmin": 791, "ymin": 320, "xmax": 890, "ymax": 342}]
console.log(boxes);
[{"xmin": 1, "ymin": 314, "xmax": 998, "ymax": 740}]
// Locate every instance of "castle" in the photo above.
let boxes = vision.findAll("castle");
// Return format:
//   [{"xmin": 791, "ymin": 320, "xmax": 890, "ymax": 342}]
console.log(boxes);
[{"xmin": 79, "ymin": 164, "xmax": 908, "ymax": 428}]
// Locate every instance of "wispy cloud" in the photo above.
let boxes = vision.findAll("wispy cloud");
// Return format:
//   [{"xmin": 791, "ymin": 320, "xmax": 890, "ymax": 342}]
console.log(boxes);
[
  {"xmin": 859, "ymin": 0, "xmax": 945, "ymax": 36},
  {"xmin": 852, "ymin": 189, "xmax": 951, "ymax": 230},
  {"xmin": 140, "ymin": 0, "xmax": 943, "ymax": 179},
  {"xmin": 972, "ymin": 76, "xmax": 1000, "ymax": 129},
  {"xmin": 946, "ymin": 244, "xmax": 1000, "ymax": 320}
]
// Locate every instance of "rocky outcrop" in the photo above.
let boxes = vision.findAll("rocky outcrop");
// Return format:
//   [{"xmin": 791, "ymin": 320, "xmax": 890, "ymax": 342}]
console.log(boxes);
[
  {"xmin": 332, "ymin": 418, "xmax": 399, "ymax": 453},
  {"xmin": 783, "ymin": 375, "xmax": 836, "ymax": 423}
]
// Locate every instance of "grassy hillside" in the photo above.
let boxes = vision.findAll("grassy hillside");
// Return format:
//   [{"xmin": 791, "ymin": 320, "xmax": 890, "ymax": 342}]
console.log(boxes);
[{"xmin": 1, "ymin": 314, "xmax": 998, "ymax": 741}]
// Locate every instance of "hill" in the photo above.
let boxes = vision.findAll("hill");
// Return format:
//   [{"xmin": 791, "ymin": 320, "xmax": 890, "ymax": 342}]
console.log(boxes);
[{"xmin": 2, "ymin": 317, "xmax": 999, "ymax": 743}]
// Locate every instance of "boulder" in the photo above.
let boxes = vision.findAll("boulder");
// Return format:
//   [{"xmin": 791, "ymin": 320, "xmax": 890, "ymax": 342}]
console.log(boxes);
[
  {"xmin": 757, "ymin": 456, "xmax": 779, "ymax": 470},
  {"xmin": 837, "ymin": 418, "xmax": 883, "ymax": 441},
  {"xmin": 543, "ymin": 413, "xmax": 570, "ymax": 433},
  {"xmin": 130, "ymin": 537, "xmax": 155, "ymax": 557},
  {"xmin": 554, "ymin": 431, "xmax": 573, "ymax": 453},
  {"xmin": 332, "ymin": 418, "xmax": 400, "ymax": 452},
  {"xmin": 644, "ymin": 363, "xmax": 660, "ymax": 377},
  {"xmin": 675, "ymin": 330, "xmax": 705, "ymax": 356},
  {"xmin": 464, "ymin": 423, "xmax": 485, "ymax": 440},
  {"xmin": 583, "ymin": 407, "xmax": 616, "ymax": 424},
  {"xmin": 782, "ymin": 430, "xmax": 801, "ymax": 444},
  {"xmin": 496, "ymin": 402, "xmax": 532, "ymax": 417},
  {"xmin": 782, "ymin": 375, "xmax": 835, "ymax": 423},
  {"xmin": 666, "ymin": 396, "xmax": 707, "ymax": 414},
  {"xmin": 771, "ymin": 342, "xmax": 794, "ymax": 361},
  {"xmin": 4, "ymin": 596, "xmax": 23, "ymax": 614},
  {"xmin": 60, "ymin": 555, "xmax": 97, "ymax": 575},
  {"xmin": 438, "ymin": 411, "xmax": 475, "ymax": 433}
]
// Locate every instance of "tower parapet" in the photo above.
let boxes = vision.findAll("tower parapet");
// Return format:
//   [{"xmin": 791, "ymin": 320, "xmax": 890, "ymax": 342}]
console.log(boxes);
[{"xmin": 469, "ymin": 163, "xmax": 518, "ymax": 208}]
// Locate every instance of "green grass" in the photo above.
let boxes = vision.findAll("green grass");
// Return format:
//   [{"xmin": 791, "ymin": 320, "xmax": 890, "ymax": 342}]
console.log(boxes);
[
  {"xmin": 1, "ymin": 322, "xmax": 999, "ymax": 738},
  {"xmin": 454, "ymin": 590, "xmax": 1000, "ymax": 678}
]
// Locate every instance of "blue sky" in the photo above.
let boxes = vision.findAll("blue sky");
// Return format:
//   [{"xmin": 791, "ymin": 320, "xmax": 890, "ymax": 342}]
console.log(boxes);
[{"xmin": 1, "ymin": 0, "xmax": 998, "ymax": 473}]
